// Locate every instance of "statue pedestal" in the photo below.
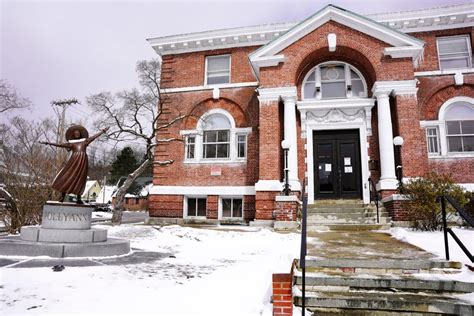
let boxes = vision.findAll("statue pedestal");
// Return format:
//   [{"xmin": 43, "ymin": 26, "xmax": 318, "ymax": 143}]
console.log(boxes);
[
  {"xmin": 21, "ymin": 202, "xmax": 107, "ymax": 243},
  {"xmin": 0, "ymin": 202, "xmax": 130, "ymax": 258}
]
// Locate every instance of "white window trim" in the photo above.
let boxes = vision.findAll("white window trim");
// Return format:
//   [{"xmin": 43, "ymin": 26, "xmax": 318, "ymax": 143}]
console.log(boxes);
[
  {"xmin": 236, "ymin": 134, "xmax": 248, "ymax": 159},
  {"xmin": 181, "ymin": 109, "xmax": 251, "ymax": 164},
  {"xmin": 204, "ymin": 54, "xmax": 231, "ymax": 86},
  {"xmin": 436, "ymin": 35, "xmax": 473, "ymax": 70},
  {"xmin": 425, "ymin": 126, "xmax": 441, "ymax": 156},
  {"xmin": 185, "ymin": 135, "xmax": 196, "ymax": 160},
  {"xmin": 183, "ymin": 196, "xmax": 207, "ymax": 218},
  {"xmin": 218, "ymin": 196, "xmax": 244, "ymax": 219},
  {"xmin": 302, "ymin": 61, "xmax": 368, "ymax": 100},
  {"xmin": 420, "ymin": 96, "xmax": 474, "ymax": 158}
]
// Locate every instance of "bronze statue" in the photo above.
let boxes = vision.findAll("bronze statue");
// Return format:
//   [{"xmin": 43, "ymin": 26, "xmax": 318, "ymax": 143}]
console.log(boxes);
[{"xmin": 40, "ymin": 125, "xmax": 109, "ymax": 204}]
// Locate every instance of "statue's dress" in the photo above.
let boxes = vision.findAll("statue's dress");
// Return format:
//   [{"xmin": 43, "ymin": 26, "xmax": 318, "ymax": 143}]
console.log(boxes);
[{"xmin": 52, "ymin": 139, "xmax": 89, "ymax": 195}]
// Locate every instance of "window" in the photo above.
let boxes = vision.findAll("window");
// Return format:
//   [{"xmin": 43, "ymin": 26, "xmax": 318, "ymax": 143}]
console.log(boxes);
[
  {"xmin": 445, "ymin": 102, "xmax": 474, "ymax": 152},
  {"xmin": 237, "ymin": 134, "xmax": 247, "ymax": 158},
  {"xmin": 222, "ymin": 198, "xmax": 243, "ymax": 218},
  {"xmin": 187, "ymin": 197, "xmax": 207, "ymax": 217},
  {"xmin": 437, "ymin": 35, "xmax": 472, "ymax": 70},
  {"xmin": 202, "ymin": 113, "xmax": 231, "ymax": 159},
  {"xmin": 302, "ymin": 62, "xmax": 367, "ymax": 100},
  {"xmin": 203, "ymin": 130, "xmax": 230, "ymax": 158},
  {"xmin": 426, "ymin": 127, "xmax": 440, "ymax": 155},
  {"xmin": 185, "ymin": 135, "xmax": 196, "ymax": 159},
  {"xmin": 206, "ymin": 55, "xmax": 231, "ymax": 85},
  {"xmin": 422, "ymin": 98, "xmax": 474, "ymax": 157},
  {"xmin": 182, "ymin": 109, "xmax": 251, "ymax": 163}
]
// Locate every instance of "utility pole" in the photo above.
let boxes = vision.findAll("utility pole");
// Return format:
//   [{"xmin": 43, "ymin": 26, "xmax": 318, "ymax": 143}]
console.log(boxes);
[{"xmin": 51, "ymin": 98, "xmax": 79, "ymax": 169}]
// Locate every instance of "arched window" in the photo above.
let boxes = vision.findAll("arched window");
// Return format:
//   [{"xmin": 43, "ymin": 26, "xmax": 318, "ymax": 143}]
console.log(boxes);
[
  {"xmin": 182, "ymin": 109, "xmax": 251, "ymax": 163},
  {"xmin": 444, "ymin": 101, "xmax": 474, "ymax": 153},
  {"xmin": 202, "ymin": 113, "xmax": 232, "ymax": 159},
  {"xmin": 302, "ymin": 62, "xmax": 367, "ymax": 100},
  {"xmin": 422, "ymin": 97, "xmax": 474, "ymax": 156}
]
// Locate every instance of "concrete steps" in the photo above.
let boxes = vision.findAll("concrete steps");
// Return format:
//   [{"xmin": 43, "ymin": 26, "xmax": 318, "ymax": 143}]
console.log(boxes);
[
  {"xmin": 294, "ymin": 290, "xmax": 474, "ymax": 315},
  {"xmin": 303, "ymin": 257, "xmax": 462, "ymax": 275},
  {"xmin": 293, "ymin": 256, "xmax": 472, "ymax": 315},
  {"xmin": 306, "ymin": 200, "xmax": 391, "ymax": 230}
]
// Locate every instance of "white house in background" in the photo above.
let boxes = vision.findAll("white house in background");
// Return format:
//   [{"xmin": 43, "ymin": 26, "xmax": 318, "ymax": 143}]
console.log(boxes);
[
  {"xmin": 81, "ymin": 180, "xmax": 102, "ymax": 203},
  {"xmin": 96, "ymin": 185, "xmax": 116, "ymax": 205}
]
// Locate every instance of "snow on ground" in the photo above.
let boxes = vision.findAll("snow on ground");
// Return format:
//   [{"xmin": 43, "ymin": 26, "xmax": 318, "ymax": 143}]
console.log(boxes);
[
  {"xmin": 0, "ymin": 225, "xmax": 300, "ymax": 316},
  {"xmin": 389, "ymin": 227, "xmax": 474, "ymax": 266},
  {"xmin": 91, "ymin": 211, "xmax": 112, "ymax": 220},
  {"xmin": 389, "ymin": 227, "xmax": 474, "ymax": 297}
]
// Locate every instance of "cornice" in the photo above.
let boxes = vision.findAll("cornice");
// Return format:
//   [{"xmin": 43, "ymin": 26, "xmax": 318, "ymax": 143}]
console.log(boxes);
[{"xmin": 147, "ymin": 4, "xmax": 474, "ymax": 56}]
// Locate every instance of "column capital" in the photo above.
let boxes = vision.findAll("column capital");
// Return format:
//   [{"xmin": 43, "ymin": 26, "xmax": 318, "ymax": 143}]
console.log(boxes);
[
  {"xmin": 372, "ymin": 80, "xmax": 417, "ymax": 98},
  {"xmin": 257, "ymin": 86, "xmax": 297, "ymax": 103}
]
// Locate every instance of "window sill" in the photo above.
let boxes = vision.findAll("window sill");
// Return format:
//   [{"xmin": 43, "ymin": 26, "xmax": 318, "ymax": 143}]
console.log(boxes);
[
  {"xmin": 184, "ymin": 159, "xmax": 247, "ymax": 164},
  {"xmin": 428, "ymin": 153, "xmax": 474, "ymax": 159}
]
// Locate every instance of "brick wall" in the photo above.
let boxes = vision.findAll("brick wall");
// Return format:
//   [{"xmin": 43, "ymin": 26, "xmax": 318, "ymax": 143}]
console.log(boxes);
[
  {"xmin": 161, "ymin": 46, "xmax": 258, "ymax": 89},
  {"xmin": 259, "ymin": 21, "xmax": 414, "ymax": 89},
  {"xmin": 412, "ymin": 27, "xmax": 473, "ymax": 72},
  {"xmin": 151, "ymin": 17, "xmax": 474, "ymax": 220}
]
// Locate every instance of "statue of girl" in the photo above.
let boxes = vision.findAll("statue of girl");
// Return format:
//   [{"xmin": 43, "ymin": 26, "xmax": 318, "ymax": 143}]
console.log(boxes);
[{"xmin": 40, "ymin": 125, "xmax": 109, "ymax": 204}]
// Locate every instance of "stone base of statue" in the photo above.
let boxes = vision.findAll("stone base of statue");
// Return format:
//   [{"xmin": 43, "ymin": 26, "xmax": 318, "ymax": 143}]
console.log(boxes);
[{"xmin": 0, "ymin": 202, "xmax": 130, "ymax": 258}]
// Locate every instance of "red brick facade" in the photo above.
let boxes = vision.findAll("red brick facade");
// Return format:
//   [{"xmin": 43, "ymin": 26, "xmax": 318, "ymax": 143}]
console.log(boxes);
[{"xmin": 148, "ymin": 5, "xmax": 474, "ymax": 222}]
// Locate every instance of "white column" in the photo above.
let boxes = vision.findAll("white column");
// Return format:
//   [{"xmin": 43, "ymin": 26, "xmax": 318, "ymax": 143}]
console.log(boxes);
[
  {"xmin": 282, "ymin": 96, "xmax": 299, "ymax": 188},
  {"xmin": 374, "ymin": 91, "xmax": 398, "ymax": 190}
]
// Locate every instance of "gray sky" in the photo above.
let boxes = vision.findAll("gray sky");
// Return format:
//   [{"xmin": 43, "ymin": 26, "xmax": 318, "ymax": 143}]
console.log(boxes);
[{"xmin": 1, "ymin": 0, "xmax": 470, "ymax": 125}]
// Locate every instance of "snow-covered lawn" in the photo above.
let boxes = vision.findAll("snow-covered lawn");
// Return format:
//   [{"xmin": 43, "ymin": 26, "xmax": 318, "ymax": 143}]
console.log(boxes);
[
  {"xmin": 389, "ymin": 227, "xmax": 474, "ymax": 297},
  {"xmin": 1, "ymin": 225, "xmax": 300, "ymax": 315},
  {"xmin": 389, "ymin": 227, "xmax": 474, "ymax": 266}
]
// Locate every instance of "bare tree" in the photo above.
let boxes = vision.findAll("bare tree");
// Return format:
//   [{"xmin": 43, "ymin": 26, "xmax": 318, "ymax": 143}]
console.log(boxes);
[
  {"xmin": 87, "ymin": 59, "xmax": 187, "ymax": 225},
  {"xmin": 0, "ymin": 79, "xmax": 31, "ymax": 113},
  {"xmin": 0, "ymin": 117, "xmax": 57, "ymax": 233}
]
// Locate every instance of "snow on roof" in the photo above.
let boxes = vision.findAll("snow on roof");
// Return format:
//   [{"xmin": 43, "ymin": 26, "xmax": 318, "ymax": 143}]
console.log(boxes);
[
  {"xmin": 96, "ymin": 185, "xmax": 116, "ymax": 204},
  {"xmin": 83, "ymin": 180, "xmax": 98, "ymax": 194}
]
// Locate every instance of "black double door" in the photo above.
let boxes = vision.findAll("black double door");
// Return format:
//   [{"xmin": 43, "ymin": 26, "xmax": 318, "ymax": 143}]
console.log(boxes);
[{"xmin": 314, "ymin": 130, "xmax": 362, "ymax": 199}]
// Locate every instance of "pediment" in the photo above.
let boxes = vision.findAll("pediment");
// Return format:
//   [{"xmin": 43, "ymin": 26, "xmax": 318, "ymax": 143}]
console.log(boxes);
[{"xmin": 249, "ymin": 5, "xmax": 424, "ymax": 76}]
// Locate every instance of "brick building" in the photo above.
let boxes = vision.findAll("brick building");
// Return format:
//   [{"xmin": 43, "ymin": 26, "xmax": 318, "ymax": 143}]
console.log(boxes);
[{"xmin": 146, "ymin": 4, "xmax": 474, "ymax": 223}]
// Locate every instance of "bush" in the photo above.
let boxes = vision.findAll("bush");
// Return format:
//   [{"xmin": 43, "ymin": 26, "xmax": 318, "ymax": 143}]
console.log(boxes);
[{"xmin": 403, "ymin": 172, "xmax": 468, "ymax": 231}]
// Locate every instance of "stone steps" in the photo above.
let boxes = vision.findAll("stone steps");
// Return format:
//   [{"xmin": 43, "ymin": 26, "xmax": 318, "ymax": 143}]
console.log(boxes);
[
  {"xmin": 307, "ymin": 224, "xmax": 391, "ymax": 231},
  {"xmin": 302, "ymin": 258, "xmax": 462, "ymax": 275},
  {"xmin": 294, "ymin": 290, "xmax": 474, "ymax": 315},
  {"xmin": 306, "ymin": 201, "xmax": 390, "ymax": 228},
  {"xmin": 295, "ymin": 273, "xmax": 474, "ymax": 293}
]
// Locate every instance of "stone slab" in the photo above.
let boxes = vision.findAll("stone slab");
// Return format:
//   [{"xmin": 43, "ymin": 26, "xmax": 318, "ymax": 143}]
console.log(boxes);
[
  {"xmin": 274, "ymin": 221, "xmax": 299, "ymax": 231},
  {"xmin": 249, "ymin": 220, "xmax": 274, "ymax": 227},
  {"xmin": 20, "ymin": 226, "xmax": 107, "ymax": 243},
  {"xmin": 0, "ymin": 236, "xmax": 130, "ymax": 258},
  {"xmin": 42, "ymin": 202, "xmax": 94, "ymax": 230}
]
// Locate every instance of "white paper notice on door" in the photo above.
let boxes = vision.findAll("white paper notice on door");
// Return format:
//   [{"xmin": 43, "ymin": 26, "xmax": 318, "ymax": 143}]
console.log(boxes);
[
  {"xmin": 344, "ymin": 166, "xmax": 353, "ymax": 173},
  {"xmin": 344, "ymin": 157, "xmax": 351, "ymax": 166},
  {"xmin": 325, "ymin": 164, "xmax": 332, "ymax": 172}
]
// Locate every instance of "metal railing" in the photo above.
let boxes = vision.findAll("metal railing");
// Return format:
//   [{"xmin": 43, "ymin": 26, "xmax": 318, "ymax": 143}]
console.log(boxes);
[
  {"xmin": 368, "ymin": 177, "xmax": 381, "ymax": 224},
  {"xmin": 438, "ymin": 195, "xmax": 474, "ymax": 263},
  {"xmin": 299, "ymin": 179, "xmax": 308, "ymax": 316}
]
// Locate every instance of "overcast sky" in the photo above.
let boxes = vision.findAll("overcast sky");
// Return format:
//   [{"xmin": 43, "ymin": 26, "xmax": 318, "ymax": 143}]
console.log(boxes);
[{"xmin": 1, "ymin": 0, "xmax": 470, "ymax": 125}]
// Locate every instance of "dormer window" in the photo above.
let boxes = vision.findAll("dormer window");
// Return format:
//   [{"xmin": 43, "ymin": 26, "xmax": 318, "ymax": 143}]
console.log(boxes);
[
  {"xmin": 302, "ymin": 62, "xmax": 367, "ymax": 100},
  {"xmin": 437, "ymin": 35, "xmax": 472, "ymax": 70},
  {"xmin": 205, "ymin": 55, "xmax": 231, "ymax": 85}
]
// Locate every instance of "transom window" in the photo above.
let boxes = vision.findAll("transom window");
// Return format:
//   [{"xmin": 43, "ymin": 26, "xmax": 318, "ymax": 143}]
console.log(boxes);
[
  {"xmin": 205, "ymin": 55, "xmax": 231, "ymax": 85},
  {"xmin": 445, "ymin": 102, "xmax": 474, "ymax": 153},
  {"xmin": 222, "ymin": 197, "xmax": 243, "ymax": 218},
  {"xmin": 302, "ymin": 62, "xmax": 367, "ymax": 100},
  {"xmin": 437, "ymin": 35, "xmax": 472, "ymax": 70}
]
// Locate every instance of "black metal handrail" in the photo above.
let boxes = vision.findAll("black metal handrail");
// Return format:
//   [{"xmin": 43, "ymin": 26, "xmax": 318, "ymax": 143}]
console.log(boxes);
[
  {"xmin": 368, "ymin": 177, "xmax": 381, "ymax": 224},
  {"xmin": 438, "ymin": 195, "xmax": 473, "ymax": 263},
  {"xmin": 299, "ymin": 179, "xmax": 308, "ymax": 316}
]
